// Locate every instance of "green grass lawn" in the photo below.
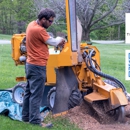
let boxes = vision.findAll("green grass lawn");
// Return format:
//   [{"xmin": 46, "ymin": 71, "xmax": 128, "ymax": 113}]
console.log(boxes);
[
  {"xmin": 0, "ymin": 43, "xmax": 130, "ymax": 130},
  {"xmin": 0, "ymin": 115, "xmax": 80, "ymax": 130},
  {"xmin": 93, "ymin": 43, "xmax": 130, "ymax": 92},
  {"xmin": 0, "ymin": 34, "xmax": 12, "ymax": 40},
  {"xmin": 0, "ymin": 44, "xmax": 25, "ymax": 89}
]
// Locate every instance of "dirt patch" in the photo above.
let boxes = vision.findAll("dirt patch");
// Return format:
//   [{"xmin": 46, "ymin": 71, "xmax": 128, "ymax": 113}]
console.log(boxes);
[{"xmin": 64, "ymin": 101, "xmax": 130, "ymax": 130}]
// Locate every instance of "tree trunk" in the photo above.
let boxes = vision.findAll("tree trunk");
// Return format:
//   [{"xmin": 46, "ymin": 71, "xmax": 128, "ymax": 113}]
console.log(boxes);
[{"xmin": 82, "ymin": 28, "xmax": 90, "ymax": 41}]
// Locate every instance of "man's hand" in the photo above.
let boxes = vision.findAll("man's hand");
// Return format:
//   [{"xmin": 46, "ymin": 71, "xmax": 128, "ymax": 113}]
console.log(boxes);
[{"xmin": 58, "ymin": 39, "xmax": 65, "ymax": 48}]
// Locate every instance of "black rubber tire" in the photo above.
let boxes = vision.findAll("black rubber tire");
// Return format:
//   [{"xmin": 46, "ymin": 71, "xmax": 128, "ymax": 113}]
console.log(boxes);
[
  {"xmin": 47, "ymin": 87, "xmax": 56, "ymax": 110},
  {"xmin": 68, "ymin": 89, "xmax": 82, "ymax": 109},
  {"xmin": 12, "ymin": 82, "xmax": 26, "ymax": 105},
  {"xmin": 47, "ymin": 87, "xmax": 82, "ymax": 110}
]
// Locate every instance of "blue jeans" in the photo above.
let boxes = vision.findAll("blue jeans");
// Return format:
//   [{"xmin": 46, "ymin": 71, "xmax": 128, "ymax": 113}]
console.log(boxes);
[{"xmin": 22, "ymin": 63, "xmax": 46, "ymax": 124}]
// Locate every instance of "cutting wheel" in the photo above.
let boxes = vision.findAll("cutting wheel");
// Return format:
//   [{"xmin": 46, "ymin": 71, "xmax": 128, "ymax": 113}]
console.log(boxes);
[
  {"xmin": 91, "ymin": 100, "xmax": 126, "ymax": 123},
  {"xmin": 117, "ymin": 106, "xmax": 126, "ymax": 122}
]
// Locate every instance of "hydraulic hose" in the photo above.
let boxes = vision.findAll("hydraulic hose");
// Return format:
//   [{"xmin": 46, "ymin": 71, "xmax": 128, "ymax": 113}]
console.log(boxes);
[{"xmin": 83, "ymin": 49, "xmax": 127, "ymax": 95}]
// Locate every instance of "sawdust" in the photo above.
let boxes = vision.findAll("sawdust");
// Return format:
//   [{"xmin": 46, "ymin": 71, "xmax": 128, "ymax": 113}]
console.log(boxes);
[{"xmin": 64, "ymin": 101, "xmax": 130, "ymax": 130}]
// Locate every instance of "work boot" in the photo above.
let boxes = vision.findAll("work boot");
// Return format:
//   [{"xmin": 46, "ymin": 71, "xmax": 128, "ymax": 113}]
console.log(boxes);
[
  {"xmin": 40, "ymin": 122, "xmax": 53, "ymax": 128},
  {"xmin": 40, "ymin": 111, "xmax": 50, "ymax": 122}
]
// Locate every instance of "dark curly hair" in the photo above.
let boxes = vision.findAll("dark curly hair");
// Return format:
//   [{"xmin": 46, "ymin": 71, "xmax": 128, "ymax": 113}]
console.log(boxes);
[{"xmin": 38, "ymin": 8, "xmax": 56, "ymax": 20}]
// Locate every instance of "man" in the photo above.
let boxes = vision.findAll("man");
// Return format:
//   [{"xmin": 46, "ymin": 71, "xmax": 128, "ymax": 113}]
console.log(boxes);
[{"xmin": 22, "ymin": 8, "xmax": 65, "ymax": 127}]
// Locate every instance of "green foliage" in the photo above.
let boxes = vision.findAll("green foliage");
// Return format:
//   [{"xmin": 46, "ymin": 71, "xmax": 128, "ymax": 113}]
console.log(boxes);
[
  {"xmin": 90, "ymin": 32, "xmax": 98, "ymax": 40},
  {"xmin": 85, "ymin": 0, "xmax": 126, "ymax": 40},
  {"xmin": 62, "ymin": 30, "xmax": 67, "ymax": 34},
  {"xmin": 11, "ymin": 0, "xmax": 36, "ymax": 22},
  {"xmin": 0, "ymin": 0, "xmax": 126, "ymax": 41},
  {"xmin": 90, "ymin": 24, "xmax": 125, "ymax": 40},
  {"xmin": 47, "ymin": 23, "xmax": 67, "ymax": 37},
  {"xmin": 0, "ymin": 0, "xmax": 36, "ymax": 34},
  {"xmin": 120, "ymin": 24, "xmax": 125, "ymax": 39}
]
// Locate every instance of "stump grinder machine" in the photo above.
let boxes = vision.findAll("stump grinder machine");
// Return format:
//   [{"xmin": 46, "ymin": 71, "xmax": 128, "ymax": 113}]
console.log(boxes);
[{"xmin": 11, "ymin": 0, "xmax": 129, "ymax": 123}]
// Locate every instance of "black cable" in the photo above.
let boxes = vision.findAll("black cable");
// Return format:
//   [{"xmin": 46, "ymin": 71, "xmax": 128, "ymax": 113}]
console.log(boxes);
[{"xmin": 83, "ymin": 49, "xmax": 127, "ymax": 94}]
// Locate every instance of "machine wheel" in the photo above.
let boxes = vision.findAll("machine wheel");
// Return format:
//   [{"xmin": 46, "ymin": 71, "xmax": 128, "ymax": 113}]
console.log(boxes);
[
  {"xmin": 68, "ymin": 89, "xmax": 82, "ymax": 109},
  {"xmin": 12, "ymin": 82, "xmax": 26, "ymax": 105},
  {"xmin": 47, "ymin": 88, "xmax": 82, "ymax": 110},
  {"xmin": 47, "ymin": 87, "xmax": 56, "ymax": 110}
]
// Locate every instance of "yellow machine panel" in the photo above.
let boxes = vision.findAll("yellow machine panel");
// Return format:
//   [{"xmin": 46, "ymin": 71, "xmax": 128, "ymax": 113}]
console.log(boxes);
[{"xmin": 11, "ymin": 33, "xmax": 26, "ymax": 65}]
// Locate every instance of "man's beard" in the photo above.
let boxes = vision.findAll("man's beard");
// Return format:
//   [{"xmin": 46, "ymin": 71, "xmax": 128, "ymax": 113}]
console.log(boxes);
[{"xmin": 42, "ymin": 23, "xmax": 48, "ymax": 29}]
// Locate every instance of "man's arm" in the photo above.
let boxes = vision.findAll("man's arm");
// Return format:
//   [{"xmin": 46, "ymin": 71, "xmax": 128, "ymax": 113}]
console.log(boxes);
[{"xmin": 45, "ymin": 37, "xmax": 65, "ymax": 47}]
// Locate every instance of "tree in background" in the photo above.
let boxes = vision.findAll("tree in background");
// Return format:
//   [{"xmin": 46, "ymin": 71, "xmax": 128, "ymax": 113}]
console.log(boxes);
[
  {"xmin": 0, "ymin": 0, "xmax": 12, "ymax": 34},
  {"xmin": 0, "ymin": 0, "xmax": 129, "ymax": 40},
  {"xmin": 0, "ymin": 0, "xmax": 36, "ymax": 34},
  {"xmin": 43, "ymin": 0, "xmax": 129, "ymax": 41},
  {"xmin": 11, "ymin": 0, "xmax": 37, "ymax": 33}
]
